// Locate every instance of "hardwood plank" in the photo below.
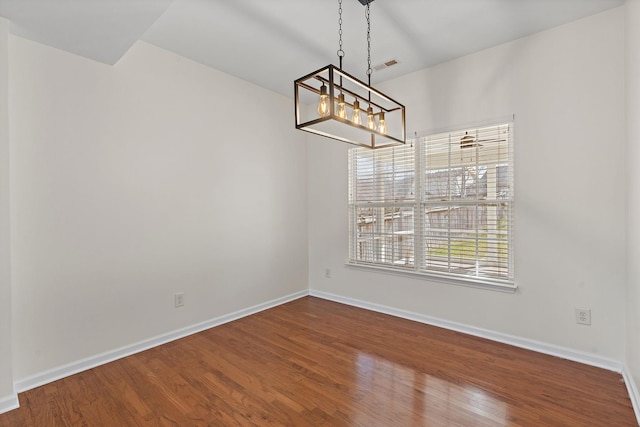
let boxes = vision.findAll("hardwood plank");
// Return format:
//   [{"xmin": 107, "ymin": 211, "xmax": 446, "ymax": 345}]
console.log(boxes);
[{"xmin": 0, "ymin": 297, "xmax": 636, "ymax": 426}]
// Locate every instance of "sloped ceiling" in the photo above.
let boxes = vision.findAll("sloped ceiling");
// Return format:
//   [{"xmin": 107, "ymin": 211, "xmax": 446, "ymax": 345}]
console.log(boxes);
[{"xmin": 0, "ymin": 0, "xmax": 625, "ymax": 97}]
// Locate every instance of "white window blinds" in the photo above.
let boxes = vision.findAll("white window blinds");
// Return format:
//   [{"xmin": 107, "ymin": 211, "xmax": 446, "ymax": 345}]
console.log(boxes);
[
  {"xmin": 348, "ymin": 123, "xmax": 514, "ymax": 289},
  {"xmin": 349, "ymin": 143, "xmax": 415, "ymax": 267}
]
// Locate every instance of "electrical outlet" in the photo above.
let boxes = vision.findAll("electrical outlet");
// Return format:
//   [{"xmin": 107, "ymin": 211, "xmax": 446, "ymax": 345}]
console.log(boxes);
[
  {"xmin": 175, "ymin": 292, "xmax": 185, "ymax": 308},
  {"xmin": 575, "ymin": 308, "xmax": 591, "ymax": 325},
  {"xmin": 324, "ymin": 268, "xmax": 331, "ymax": 278}
]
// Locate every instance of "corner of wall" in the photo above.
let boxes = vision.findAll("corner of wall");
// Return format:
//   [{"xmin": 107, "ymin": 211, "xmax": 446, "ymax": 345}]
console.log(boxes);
[
  {"xmin": 626, "ymin": 1, "xmax": 640, "ymax": 420},
  {"xmin": 0, "ymin": 16, "xmax": 15, "ymax": 409}
]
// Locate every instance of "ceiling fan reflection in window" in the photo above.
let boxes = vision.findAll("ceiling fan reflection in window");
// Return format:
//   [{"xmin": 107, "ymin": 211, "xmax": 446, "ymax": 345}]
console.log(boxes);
[
  {"xmin": 455, "ymin": 130, "xmax": 506, "ymax": 195},
  {"xmin": 458, "ymin": 131, "xmax": 506, "ymax": 149},
  {"xmin": 456, "ymin": 129, "xmax": 508, "ymax": 166}
]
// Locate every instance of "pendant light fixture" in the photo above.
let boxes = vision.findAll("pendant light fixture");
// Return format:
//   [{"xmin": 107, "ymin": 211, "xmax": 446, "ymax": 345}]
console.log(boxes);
[{"xmin": 294, "ymin": 0, "xmax": 405, "ymax": 149}]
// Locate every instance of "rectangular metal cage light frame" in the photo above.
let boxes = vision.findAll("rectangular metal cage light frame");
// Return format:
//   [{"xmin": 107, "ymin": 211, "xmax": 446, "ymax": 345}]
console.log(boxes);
[{"xmin": 294, "ymin": 64, "xmax": 406, "ymax": 149}]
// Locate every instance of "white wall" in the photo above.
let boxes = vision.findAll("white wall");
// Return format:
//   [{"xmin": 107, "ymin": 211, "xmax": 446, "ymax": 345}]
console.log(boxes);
[
  {"xmin": 309, "ymin": 8, "xmax": 627, "ymax": 360},
  {"xmin": 9, "ymin": 38, "xmax": 308, "ymax": 381},
  {"xmin": 0, "ymin": 17, "xmax": 14, "ymax": 405},
  {"xmin": 626, "ymin": 0, "xmax": 640, "ymax": 394}
]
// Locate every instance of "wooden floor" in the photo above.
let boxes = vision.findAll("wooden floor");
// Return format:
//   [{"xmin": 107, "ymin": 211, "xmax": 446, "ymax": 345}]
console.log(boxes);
[{"xmin": 0, "ymin": 297, "xmax": 636, "ymax": 426}]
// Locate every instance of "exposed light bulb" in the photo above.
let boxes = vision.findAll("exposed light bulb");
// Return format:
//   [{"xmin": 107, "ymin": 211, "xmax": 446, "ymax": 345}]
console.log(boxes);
[
  {"xmin": 317, "ymin": 84, "xmax": 329, "ymax": 117},
  {"xmin": 351, "ymin": 100, "xmax": 362, "ymax": 125},
  {"xmin": 337, "ymin": 93, "xmax": 347, "ymax": 119},
  {"xmin": 378, "ymin": 111, "xmax": 387, "ymax": 134},
  {"xmin": 366, "ymin": 107, "xmax": 376, "ymax": 131}
]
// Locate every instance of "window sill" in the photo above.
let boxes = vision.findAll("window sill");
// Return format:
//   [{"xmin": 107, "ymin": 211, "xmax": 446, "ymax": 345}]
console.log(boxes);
[{"xmin": 345, "ymin": 261, "xmax": 517, "ymax": 293}]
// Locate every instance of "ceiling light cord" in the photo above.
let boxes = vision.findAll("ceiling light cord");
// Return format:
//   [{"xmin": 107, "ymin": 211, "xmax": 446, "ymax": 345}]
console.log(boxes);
[
  {"xmin": 366, "ymin": 2, "xmax": 372, "ymax": 87},
  {"xmin": 337, "ymin": 0, "xmax": 345, "ymax": 95},
  {"xmin": 337, "ymin": 0, "xmax": 345, "ymax": 69},
  {"xmin": 365, "ymin": 1, "xmax": 375, "ymax": 131}
]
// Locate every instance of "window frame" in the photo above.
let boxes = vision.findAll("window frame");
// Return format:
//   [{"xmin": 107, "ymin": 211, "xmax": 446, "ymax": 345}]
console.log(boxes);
[{"xmin": 348, "ymin": 122, "xmax": 515, "ymax": 292}]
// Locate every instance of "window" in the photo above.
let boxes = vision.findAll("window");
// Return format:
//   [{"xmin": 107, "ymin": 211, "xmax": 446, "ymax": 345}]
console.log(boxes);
[{"xmin": 348, "ymin": 123, "xmax": 514, "ymax": 289}]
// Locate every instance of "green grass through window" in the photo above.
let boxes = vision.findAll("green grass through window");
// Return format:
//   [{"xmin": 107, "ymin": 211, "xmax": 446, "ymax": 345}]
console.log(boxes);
[{"xmin": 429, "ymin": 234, "xmax": 508, "ymax": 259}]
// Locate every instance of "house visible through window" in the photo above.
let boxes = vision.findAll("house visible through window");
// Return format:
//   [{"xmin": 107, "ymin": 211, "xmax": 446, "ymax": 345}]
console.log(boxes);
[{"xmin": 348, "ymin": 123, "xmax": 514, "ymax": 289}]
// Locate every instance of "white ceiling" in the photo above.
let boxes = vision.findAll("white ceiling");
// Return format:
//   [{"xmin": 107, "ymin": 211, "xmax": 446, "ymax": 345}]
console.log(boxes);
[{"xmin": 0, "ymin": 0, "xmax": 625, "ymax": 97}]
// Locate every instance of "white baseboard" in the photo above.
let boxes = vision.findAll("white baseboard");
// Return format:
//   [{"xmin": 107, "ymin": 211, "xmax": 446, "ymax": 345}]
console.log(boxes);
[
  {"xmin": 309, "ymin": 290, "xmax": 624, "ymax": 372},
  {"xmin": 622, "ymin": 366, "xmax": 640, "ymax": 423},
  {"xmin": 14, "ymin": 290, "xmax": 308, "ymax": 394},
  {"xmin": 0, "ymin": 394, "xmax": 19, "ymax": 415}
]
